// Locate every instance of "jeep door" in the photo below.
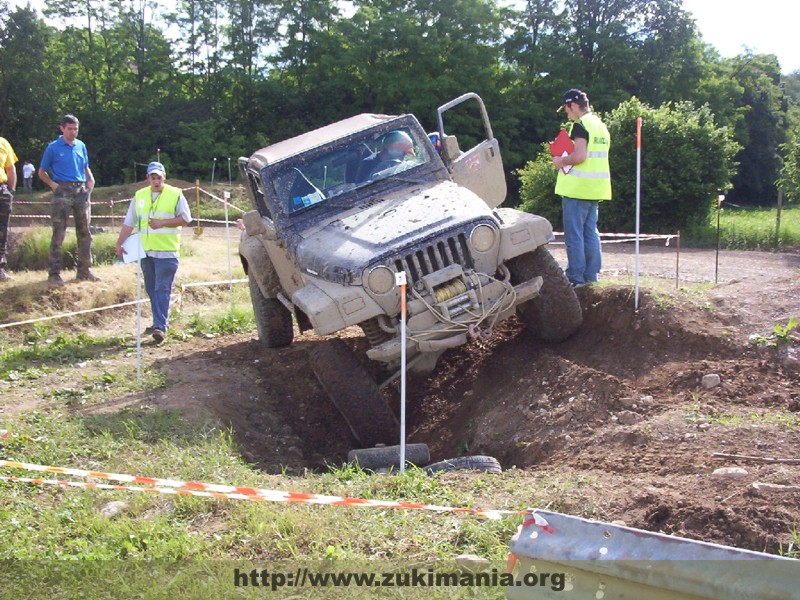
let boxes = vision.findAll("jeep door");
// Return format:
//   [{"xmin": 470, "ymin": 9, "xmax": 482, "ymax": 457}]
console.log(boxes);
[{"xmin": 436, "ymin": 93, "xmax": 507, "ymax": 209}]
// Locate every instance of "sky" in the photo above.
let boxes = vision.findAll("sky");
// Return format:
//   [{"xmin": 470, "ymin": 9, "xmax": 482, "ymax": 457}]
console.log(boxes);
[
  {"xmin": 682, "ymin": 0, "xmax": 798, "ymax": 74},
  {"xmin": 8, "ymin": 0, "xmax": 799, "ymax": 75}
]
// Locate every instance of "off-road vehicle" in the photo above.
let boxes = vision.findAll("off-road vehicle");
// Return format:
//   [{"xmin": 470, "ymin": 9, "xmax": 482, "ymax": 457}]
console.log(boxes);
[{"xmin": 238, "ymin": 93, "xmax": 582, "ymax": 447}]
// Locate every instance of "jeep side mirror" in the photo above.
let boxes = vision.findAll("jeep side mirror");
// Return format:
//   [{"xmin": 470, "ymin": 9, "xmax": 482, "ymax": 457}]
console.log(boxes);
[{"xmin": 441, "ymin": 135, "xmax": 461, "ymax": 163}]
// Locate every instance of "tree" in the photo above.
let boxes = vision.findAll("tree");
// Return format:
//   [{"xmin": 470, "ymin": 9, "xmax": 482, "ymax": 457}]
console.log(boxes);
[
  {"xmin": 222, "ymin": 0, "xmax": 279, "ymax": 120},
  {"xmin": 724, "ymin": 53, "xmax": 785, "ymax": 205},
  {"xmin": 0, "ymin": 4, "xmax": 57, "ymax": 162},
  {"xmin": 169, "ymin": 0, "xmax": 226, "ymax": 104}
]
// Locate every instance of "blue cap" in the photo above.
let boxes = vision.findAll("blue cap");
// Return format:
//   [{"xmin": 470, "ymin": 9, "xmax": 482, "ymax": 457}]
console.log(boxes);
[{"xmin": 147, "ymin": 161, "xmax": 166, "ymax": 177}]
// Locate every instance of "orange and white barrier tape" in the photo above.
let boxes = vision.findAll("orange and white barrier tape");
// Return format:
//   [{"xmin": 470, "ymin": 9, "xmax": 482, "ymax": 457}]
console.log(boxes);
[{"xmin": 0, "ymin": 459, "xmax": 545, "ymax": 524}]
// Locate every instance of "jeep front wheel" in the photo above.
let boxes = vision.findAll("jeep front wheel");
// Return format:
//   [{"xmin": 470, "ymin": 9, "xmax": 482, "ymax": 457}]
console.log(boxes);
[
  {"xmin": 248, "ymin": 273, "xmax": 293, "ymax": 347},
  {"xmin": 309, "ymin": 339, "xmax": 399, "ymax": 448},
  {"xmin": 508, "ymin": 246, "xmax": 583, "ymax": 342}
]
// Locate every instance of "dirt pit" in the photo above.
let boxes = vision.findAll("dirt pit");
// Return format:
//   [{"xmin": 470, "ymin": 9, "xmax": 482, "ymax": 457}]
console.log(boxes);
[{"xmin": 48, "ymin": 245, "xmax": 800, "ymax": 554}]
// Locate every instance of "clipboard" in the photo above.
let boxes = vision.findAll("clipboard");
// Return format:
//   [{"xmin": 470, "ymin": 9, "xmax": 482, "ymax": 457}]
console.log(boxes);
[{"xmin": 549, "ymin": 129, "xmax": 574, "ymax": 174}]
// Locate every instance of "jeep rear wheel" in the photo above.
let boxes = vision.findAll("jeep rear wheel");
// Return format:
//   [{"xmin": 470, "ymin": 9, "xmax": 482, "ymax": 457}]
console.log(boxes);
[
  {"xmin": 309, "ymin": 338, "xmax": 399, "ymax": 448},
  {"xmin": 508, "ymin": 246, "xmax": 583, "ymax": 342},
  {"xmin": 249, "ymin": 273, "xmax": 293, "ymax": 348}
]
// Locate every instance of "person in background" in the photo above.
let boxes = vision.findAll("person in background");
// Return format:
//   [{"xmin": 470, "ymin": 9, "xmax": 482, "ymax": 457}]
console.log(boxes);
[
  {"xmin": 22, "ymin": 160, "xmax": 35, "ymax": 193},
  {"xmin": 38, "ymin": 114, "xmax": 99, "ymax": 286},
  {"xmin": 552, "ymin": 88, "xmax": 612, "ymax": 288},
  {"xmin": 0, "ymin": 136, "xmax": 18, "ymax": 282},
  {"xmin": 114, "ymin": 161, "xmax": 192, "ymax": 344}
]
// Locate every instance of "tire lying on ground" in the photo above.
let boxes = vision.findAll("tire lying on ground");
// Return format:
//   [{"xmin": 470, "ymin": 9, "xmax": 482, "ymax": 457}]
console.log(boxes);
[
  {"xmin": 348, "ymin": 444, "xmax": 430, "ymax": 471},
  {"xmin": 248, "ymin": 273, "xmax": 293, "ymax": 348},
  {"xmin": 424, "ymin": 455, "xmax": 502, "ymax": 475},
  {"xmin": 507, "ymin": 246, "xmax": 583, "ymax": 342},
  {"xmin": 309, "ymin": 338, "xmax": 399, "ymax": 448}
]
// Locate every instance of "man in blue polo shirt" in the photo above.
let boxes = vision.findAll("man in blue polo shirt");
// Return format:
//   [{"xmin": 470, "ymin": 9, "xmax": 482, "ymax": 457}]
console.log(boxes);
[{"xmin": 38, "ymin": 114, "xmax": 99, "ymax": 286}]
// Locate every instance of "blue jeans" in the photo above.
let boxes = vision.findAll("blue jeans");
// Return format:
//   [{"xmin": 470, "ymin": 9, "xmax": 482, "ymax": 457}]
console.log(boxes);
[
  {"xmin": 562, "ymin": 197, "xmax": 601, "ymax": 285},
  {"xmin": 140, "ymin": 256, "xmax": 179, "ymax": 331}
]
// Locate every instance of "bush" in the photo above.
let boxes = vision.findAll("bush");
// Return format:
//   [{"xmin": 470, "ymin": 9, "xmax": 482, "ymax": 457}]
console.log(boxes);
[
  {"xmin": 516, "ymin": 151, "xmax": 562, "ymax": 228},
  {"xmin": 517, "ymin": 98, "xmax": 741, "ymax": 234},
  {"xmin": 7, "ymin": 227, "xmax": 118, "ymax": 271}
]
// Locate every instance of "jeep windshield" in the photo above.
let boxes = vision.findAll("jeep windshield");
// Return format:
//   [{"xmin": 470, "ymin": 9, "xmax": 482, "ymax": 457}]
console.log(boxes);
[{"xmin": 269, "ymin": 125, "xmax": 433, "ymax": 217}]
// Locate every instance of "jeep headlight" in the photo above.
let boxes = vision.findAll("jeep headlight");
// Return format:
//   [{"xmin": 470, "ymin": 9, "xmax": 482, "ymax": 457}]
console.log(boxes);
[
  {"xmin": 470, "ymin": 224, "xmax": 497, "ymax": 253},
  {"xmin": 367, "ymin": 265, "xmax": 395, "ymax": 295}
]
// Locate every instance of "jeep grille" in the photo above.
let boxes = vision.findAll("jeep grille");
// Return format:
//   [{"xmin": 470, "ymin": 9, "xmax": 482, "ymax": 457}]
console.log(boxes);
[{"xmin": 393, "ymin": 234, "xmax": 474, "ymax": 286}]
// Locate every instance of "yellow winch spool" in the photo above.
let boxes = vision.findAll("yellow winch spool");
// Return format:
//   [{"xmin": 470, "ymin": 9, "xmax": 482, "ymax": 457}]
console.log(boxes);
[{"xmin": 434, "ymin": 279, "xmax": 468, "ymax": 303}]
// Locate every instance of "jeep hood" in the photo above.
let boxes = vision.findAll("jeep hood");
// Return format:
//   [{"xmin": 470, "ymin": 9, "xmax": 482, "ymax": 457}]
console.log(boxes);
[{"xmin": 294, "ymin": 181, "xmax": 495, "ymax": 284}]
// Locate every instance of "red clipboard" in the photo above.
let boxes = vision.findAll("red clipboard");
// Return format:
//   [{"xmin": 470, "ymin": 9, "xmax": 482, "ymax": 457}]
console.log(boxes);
[{"xmin": 549, "ymin": 129, "xmax": 574, "ymax": 174}]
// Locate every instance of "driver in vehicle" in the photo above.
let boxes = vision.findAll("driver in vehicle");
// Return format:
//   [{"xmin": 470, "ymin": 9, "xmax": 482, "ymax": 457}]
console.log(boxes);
[{"xmin": 360, "ymin": 130, "xmax": 416, "ymax": 180}]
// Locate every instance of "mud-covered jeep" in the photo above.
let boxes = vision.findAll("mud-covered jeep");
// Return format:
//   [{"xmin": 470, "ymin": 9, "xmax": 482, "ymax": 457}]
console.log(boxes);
[{"xmin": 238, "ymin": 93, "xmax": 582, "ymax": 447}]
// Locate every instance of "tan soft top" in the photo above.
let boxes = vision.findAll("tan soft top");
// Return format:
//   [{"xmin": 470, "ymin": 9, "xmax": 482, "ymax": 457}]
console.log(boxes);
[{"xmin": 248, "ymin": 113, "xmax": 397, "ymax": 170}]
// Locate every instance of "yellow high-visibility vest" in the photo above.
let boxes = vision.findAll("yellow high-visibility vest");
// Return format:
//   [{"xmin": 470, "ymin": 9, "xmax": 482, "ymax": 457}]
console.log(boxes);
[
  {"xmin": 134, "ymin": 184, "xmax": 183, "ymax": 252},
  {"xmin": 555, "ymin": 113, "xmax": 612, "ymax": 201}
]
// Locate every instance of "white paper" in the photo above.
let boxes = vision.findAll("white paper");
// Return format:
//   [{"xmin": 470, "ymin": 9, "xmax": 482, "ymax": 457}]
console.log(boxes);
[
  {"xmin": 121, "ymin": 233, "xmax": 145, "ymax": 263},
  {"xmin": 560, "ymin": 151, "xmax": 573, "ymax": 174}
]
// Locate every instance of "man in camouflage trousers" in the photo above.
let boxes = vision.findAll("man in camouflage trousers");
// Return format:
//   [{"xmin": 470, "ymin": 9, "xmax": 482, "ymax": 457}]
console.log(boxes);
[
  {"xmin": 38, "ymin": 114, "xmax": 99, "ymax": 286},
  {"xmin": 0, "ymin": 136, "xmax": 18, "ymax": 282}
]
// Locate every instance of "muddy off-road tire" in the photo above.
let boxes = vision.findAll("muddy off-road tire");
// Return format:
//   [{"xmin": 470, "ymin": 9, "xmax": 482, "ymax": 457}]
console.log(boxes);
[
  {"xmin": 508, "ymin": 246, "xmax": 583, "ymax": 342},
  {"xmin": 309, "ymin": 338, "xmax": 399, "ymax": 447},
  {"xmin": 248, "ymin": 273, "xmax": 293, "ymax": 348},
  {"xmin": 424, "ymin": 455, "xmax": 502, "ymax": 475}
]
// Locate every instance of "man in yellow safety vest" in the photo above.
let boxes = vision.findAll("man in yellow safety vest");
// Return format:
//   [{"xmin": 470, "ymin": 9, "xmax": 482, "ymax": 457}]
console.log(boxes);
[
  {"xmin": 115, "ymin": 161, "xmax": 192, "ymax": 343},
  {"xmin": 552, "ymin": 88, "xmax": 612, "ymax": 287}
]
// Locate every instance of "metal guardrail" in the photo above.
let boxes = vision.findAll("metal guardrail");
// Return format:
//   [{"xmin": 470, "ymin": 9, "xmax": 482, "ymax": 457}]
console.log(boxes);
[{"xmin": 507, "ymin": 510, "xmax": 799, "ymax": 600}]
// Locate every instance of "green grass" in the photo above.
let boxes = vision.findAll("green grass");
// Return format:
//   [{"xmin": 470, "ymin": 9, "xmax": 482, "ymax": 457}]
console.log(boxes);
[
  {"xmin": 684, "ymin": 404, "xmax": 800, "ymax": 428},
  {"xmin": 0, "ymin": 331, "xmax": 128, "ymax": 382},
  {"xmin": 173, "ymin": 304, "xmax": 257, "ymax": 340},
  {"xmin": 684, "ymin": 205, "xmax": 800, "ymax": 250},
  {"xmin": 7, "ymin": 226, "xmax": 120, "ymax": 271}
]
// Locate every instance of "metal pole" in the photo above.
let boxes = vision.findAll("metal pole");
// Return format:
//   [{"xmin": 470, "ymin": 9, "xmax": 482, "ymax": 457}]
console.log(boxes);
[
  {"xmin": 776, "ymin": 187, "xmax": 783, "ymax": 248},
  {"xmin": 715, "ymin": 195, "xmax": 723, "ymax": 284},
  {"xmin": 396, "ymin": 271, "xmax": 408, "ymax": 473},
  {"xmin": 193, "ymin": 179, "xmax": 203, "ymax": 237},
  {"xmin": 634, "ymin": 117, "xmax": 642, "ymax": 310},
  {"xmin": 228, "ymin": 157, "xmax": 232, "ymax": 185},
  {"xmin": 223, "ymin": 191, "xmax": 234, "ymax": 312},
  {"xmin": 136, "ymin": 257, "xmax": 142, "ymax": 380},
  {"xmin": 676, "ymin": 230, "xmax": 680, "ymax": 289},
  {"xmin": 211, "ymin": 158, "xmax": 217, "ymax": 185}
]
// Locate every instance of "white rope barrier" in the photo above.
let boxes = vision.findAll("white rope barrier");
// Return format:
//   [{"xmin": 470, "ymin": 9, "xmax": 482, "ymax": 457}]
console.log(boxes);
[
  {"xmin": 9, "ymin": 185, "xmax": 247, "ymax": 221},
  {"xmin": 0, "ymin": 299, "xmax": 150, "ymax": 330},
  {"xmin": 550, "ymin": 232, "xmax": 678, "ymax": 246},
  {"xmin": 180, "ymin": 278, "xmax": 247, "ymax": 290},
  {"xmin": 195, "ymin": 187, "xmax": 247, "ymax": 214},
  {"xmin": 0, "ymin": 279, "xmax": 249, "ymax": 330}
]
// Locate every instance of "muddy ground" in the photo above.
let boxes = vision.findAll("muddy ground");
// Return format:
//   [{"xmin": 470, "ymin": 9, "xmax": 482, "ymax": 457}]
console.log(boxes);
[{"xmin": 6, "ymin": 242, "xmax": 800, "ymax": 555}]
